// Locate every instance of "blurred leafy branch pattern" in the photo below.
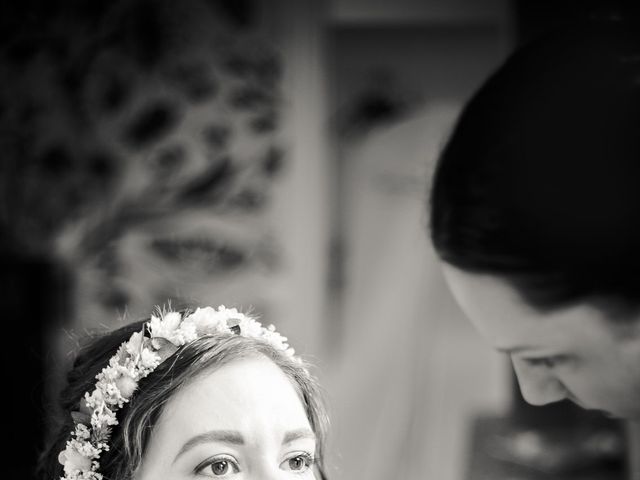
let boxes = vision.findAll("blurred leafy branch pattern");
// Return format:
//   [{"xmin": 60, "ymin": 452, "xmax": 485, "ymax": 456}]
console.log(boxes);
[{"xmin": 0, "ymin": 0, "xmax": 286, "ymax": 326}]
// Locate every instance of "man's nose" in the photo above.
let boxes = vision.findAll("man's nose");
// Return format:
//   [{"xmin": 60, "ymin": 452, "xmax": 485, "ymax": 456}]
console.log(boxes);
[{"xmin": 511, "ymin": 358, "xmax": 568, "ymax": 406}]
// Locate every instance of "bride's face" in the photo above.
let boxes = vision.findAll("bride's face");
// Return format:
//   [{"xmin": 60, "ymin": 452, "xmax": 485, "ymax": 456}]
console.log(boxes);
[{"xmin": 136, "ymin": 356, "xmax": 317, "ymax": 479}]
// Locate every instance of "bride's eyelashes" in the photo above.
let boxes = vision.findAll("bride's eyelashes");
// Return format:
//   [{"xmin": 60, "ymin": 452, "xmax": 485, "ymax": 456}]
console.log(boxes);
[
  {"xmin": 281, "ymin": 451, "xmax": 316, "ymax": 473},
  {"xmin": 193, "ymin": 451, "xmax": 316, "ymax": 477},
  {"xmin": 195, "ymin": 454, "xmax": 240, "ymax": 477}
]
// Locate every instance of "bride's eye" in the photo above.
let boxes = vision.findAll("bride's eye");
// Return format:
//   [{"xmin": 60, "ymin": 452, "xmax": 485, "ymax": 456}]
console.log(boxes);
[
  {"xmin": 195, "ymin": 456, "xmax": 240, "ymax": 477},
  {"xmin": 281, "ymin": 452, "xmax": 315, "ymax": 473}
]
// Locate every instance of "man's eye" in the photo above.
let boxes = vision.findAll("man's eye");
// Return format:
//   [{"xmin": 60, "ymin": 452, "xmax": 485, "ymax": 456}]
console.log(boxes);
[
  {"xmin": 281, "ymin": 452, "xmax": 314, "ymax": 472},
  {"xmin": 525, "ymin": 357, "xmax": 560, "ymax": 368}
]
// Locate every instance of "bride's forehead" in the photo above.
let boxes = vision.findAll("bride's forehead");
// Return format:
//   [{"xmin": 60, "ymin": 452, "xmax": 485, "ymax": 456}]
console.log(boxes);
[
  {"xmin": 138, "ymin": 358, "xmax": 315, "ymax": 474},
  {"xmin": 163, "ymin": 356, "xmax": 309, "ymax": 424}
]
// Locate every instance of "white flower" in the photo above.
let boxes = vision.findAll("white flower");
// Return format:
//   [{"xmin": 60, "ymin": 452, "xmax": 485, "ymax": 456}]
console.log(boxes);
[
  {"xmin": 149, "ymin": 311, "xmax": 198, "ymax": 346},
  {"xmin": 178, "ymin": 320, "xmax": 198, "ymax": 343},
  {"xmin": 184, "ymin": 307, "xmax": 228, "ymax": 335},
  {"xmin": 139, "ymin": 348, "xmax": 161, "ymax": 370},
  {"xmin": 125, "ymin": 331, "xmax": 144, "ymax": 357},
  {"xmin": 60, "ymin": 449, "xmax": 93, "ymax": 475},
  {"xmin": 114, "ymin": 373, "xmax": 138, "ymax": 399},
  {"xmin": 149, "ymin": 313, "xmax": 177, "ymax": 340},
  {"xmin": 261, "ymin": 328, "xmax": 290, "ymax": 350},
  {"xmin": 74, "ymin": 424, "xmax": 91, "ymax": 441},
  {"xmin": 84, "ymin": 389, "xmax": 103, "ymax": 409},
  {"xmin": 91, "ymin": 406, "xmax": 117, "ymax": 428},
  {"xmin": 96, "ymin": 378, "xmax": 125, "ymax": 407},
  {"xmin": 237, "ymin": 316, "xmax": 263, "ymax": 337}
]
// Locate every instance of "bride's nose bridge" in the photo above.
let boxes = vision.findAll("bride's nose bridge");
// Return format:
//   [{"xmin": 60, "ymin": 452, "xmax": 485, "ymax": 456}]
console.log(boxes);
[
  {"xmin": 248, "ymin": 454, "xmax": 283, "ymax": 480},
  {"xmin": 253, "ymin": 467, "xmax": 281, "ymax": 480},
  {"xmin": 512, "ymin": 357, "xmax": 567, "ymax": 405}
]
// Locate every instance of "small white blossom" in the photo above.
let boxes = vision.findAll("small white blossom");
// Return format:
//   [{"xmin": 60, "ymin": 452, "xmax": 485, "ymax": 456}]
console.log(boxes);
[
  {"xmin": 149, "ymin": 311, "xmax": 197, "ymax": 345},
  {"xmin": 60, "ymin": 446, "xmax": 92, "ymax": 476},
  {"xmin": 237, "ymin": 317, "xmax": 263, "ymax": 337},
  {"xmin": 125, "ymin": 331, "xmax": 144, "ymax": 357},
  {"xmin": 184, "ymin": 307, "xmax": 228, "ymax": 335},
  {"xmin": 139, "ymin": 348, "xmax": 161, "ymax": 370},
  {"xmin": 84, "ymin": 389, "xmax": 103, "ymax": 410},
  {"xmin": 114, "ymin": 374, "xmax": 138, "ymax": 399}
]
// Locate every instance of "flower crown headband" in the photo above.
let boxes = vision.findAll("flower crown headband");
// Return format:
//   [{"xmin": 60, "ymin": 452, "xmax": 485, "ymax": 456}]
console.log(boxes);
[{"xmin": 58, "ymin": 305, "xmax": 298, "ymax": 480}]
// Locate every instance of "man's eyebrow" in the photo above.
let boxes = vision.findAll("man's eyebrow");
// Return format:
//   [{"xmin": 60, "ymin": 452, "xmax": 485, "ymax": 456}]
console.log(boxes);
[
  {"xmin": 495, "ymin": 345, "xmax": 535, "ymax": 354},
  {"xmin": 173, "ymin": 430, "xmax": 244, "ymax": 464},
  {"xmin": 283, "ymin": 428, "xmax": 316, "ymax": 445}
]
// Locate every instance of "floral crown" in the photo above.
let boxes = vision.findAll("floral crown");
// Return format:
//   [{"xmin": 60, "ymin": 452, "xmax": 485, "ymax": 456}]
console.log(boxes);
[{"xmin": 57, "ymin": 305, "xmax": 298, "ymax": 480}]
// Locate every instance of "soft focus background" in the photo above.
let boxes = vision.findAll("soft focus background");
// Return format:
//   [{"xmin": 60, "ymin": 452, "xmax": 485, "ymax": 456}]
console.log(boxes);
[{"xmin": 1, "ymin": 1, "xmax": 632, "ymax": 479}]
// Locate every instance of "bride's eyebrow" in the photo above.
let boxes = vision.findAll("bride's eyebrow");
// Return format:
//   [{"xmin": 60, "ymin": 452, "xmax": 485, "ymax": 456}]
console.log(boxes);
[
  {"xmin": 173, "ymin": 430, "xmax": 244, "ymax": 463},
  {"xmin": 283, "ymin": 428, "xmax": 316, "ymax": 445}
]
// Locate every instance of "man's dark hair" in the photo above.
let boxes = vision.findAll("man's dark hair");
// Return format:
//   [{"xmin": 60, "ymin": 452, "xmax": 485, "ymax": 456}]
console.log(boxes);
[{"xmin": 430, "ymin": 20, "xmax": 640, "ymax": 316}]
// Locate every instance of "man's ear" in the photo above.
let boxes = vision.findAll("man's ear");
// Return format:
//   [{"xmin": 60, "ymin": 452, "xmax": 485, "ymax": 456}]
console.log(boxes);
[
  {"xmin": 611, "ymin": 309, "xmax": 640, "ymax": 350},
  {"xmin": 590, "ymin": 296, "xmax": 640, "ymax": 334}
]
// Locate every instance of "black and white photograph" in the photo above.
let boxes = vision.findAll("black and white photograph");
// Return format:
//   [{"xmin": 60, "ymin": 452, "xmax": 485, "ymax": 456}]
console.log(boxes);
[{"xmin": 3, "ymin": 1, "xmax": 640, "ymax": 479}]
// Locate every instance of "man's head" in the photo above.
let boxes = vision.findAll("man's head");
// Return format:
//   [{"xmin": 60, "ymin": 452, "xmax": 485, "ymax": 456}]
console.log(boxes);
[
  {"xmin": 442, "ymin": 264, "xmax": 640, "ymax": 418},
  {"xmin": 429, "ymin": 21, "xmax": 640, "ymax": 418}
]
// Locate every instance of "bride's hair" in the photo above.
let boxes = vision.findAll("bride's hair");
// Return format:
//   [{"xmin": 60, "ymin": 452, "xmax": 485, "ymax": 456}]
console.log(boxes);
[
  {"xmin": 430, "ymin": 19, "xmax": 640, "ymax": 318},
  {"xmin": 39, "ymin": 320, "xmax": 329, "ymax": 480}
]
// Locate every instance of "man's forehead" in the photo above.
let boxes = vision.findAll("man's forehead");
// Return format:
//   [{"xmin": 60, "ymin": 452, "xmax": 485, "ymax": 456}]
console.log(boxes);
[
  {"xmin": 440, "ymin": 263, "xmax": 619, "ymax": 352},
  {"xmin": 441, "ymin": 264, "xmax": 535, "ymax": 328}
]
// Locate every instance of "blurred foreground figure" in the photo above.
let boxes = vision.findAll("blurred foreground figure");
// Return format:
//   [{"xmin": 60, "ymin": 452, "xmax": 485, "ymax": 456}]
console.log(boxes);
[
  {"xmin": 430, "ymin": 19, "xmax": 640, "ymax": 419},
  {"xmin": 38, "ymin": 305, "xmax": 328, "ymax": 480}
]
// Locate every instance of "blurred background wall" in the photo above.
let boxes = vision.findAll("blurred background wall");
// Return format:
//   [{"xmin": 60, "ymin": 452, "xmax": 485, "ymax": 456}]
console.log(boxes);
[
  {"xmin": 323, "ymin": 2, "xmax": 512, "ymax": 479},
  {"xmin": 1, "ymin": 0, "xmax": 632, "ymax": 479}
]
